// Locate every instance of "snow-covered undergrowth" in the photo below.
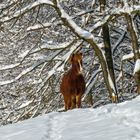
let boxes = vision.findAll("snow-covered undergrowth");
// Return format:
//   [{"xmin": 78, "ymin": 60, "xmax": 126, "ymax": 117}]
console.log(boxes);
[{"xmin": 0, "ymin": 96, "xmax": 140, "ymax": 140}]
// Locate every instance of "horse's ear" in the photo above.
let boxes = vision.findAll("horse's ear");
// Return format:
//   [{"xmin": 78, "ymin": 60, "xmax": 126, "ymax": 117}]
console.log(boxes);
[{"xmin": 69, "ymin": 53, "xmax": 75, "ymax": 63}]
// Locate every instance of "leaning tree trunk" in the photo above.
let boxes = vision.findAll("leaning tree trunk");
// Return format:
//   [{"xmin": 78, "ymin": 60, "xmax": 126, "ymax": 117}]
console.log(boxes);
[
  {"xmin": 100, "ymin": 0, "xmax": 119, "ymax": 102},
  {"xmin": 102, "ymin": 23, "xmax": 119, "ymax": 102},
  {"xmin": 125, "ymin": 13, "xmax": 140, "ymax": 94}
]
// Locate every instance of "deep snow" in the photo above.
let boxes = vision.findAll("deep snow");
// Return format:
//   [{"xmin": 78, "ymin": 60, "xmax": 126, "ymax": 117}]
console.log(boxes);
[{"xmin": 0, "ymin": 96, "xmax": 140, "ymax": 140}]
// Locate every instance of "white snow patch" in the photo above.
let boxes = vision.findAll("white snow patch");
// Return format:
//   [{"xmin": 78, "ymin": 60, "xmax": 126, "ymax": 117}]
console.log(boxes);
[
  {"xmin": 0, "ymin": 96, "xmax": 140, "ymax": 140},
  {"xmin": 134, "ymin": 59, "xmax": 140, "ymax": 74},
  {"xmin": 122, "ymin": 53, "xmax": 134, "ymax": 61},
  {"xmin": 32, "ymin": 41, "xmax": 74, "ymax": 53},
  {"xmin": 121, "ymin": 50, "xmax": 140, "ymax": 61}
]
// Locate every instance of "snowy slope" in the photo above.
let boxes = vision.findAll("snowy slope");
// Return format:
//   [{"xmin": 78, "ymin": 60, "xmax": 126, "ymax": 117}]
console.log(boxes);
[{"xmin": 0, "ymin": 96, "xmax": 140, "ymax": 140}]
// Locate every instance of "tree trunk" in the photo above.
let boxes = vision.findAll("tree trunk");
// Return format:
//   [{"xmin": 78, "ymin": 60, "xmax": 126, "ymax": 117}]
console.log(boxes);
[
  {"xmin": 125, "ymin": 14, "xmax": 140, "ymax": 60},
  {"xmin": 102, "ymin": 23, "xmax": 119, "ymax": 102},
  {"xmin": 125, "ymin": 13, "xmax": 140, "ymax": 94},
  {"xmin": 100, "ymin": 0, "xmax": 119, "ymax": 102}
]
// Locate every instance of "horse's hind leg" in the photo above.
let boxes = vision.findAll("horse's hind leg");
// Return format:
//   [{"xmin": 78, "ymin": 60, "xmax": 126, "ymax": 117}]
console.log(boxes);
[
  {"xmin": 63, "ymin": 96, "xmax": 68, "ymax": 111},
  {"xmin": 67, "ymin": 97, "xmax": 72, "ymax": 110},
  {"xmin": 76, "ymin": 94, "xmax": 82, "ymax": 108},
  {"xmin": 64, "ymin": 95, "xmax": 71, "ymax": 111},
  {"xmin": 71, "ymin": 95, "xmax": 76, "ymax": 109}
]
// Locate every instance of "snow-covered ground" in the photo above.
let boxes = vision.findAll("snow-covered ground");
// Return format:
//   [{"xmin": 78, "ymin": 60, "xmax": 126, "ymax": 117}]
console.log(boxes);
[{"xmin": 0, "ymin": 96, "xmax": 140, "ymax": 140}]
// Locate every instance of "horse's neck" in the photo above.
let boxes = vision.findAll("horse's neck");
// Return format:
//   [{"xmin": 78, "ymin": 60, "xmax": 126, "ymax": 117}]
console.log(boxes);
[{"xmin": 71, "ymin": 62, "xmax": 80, "ymax": 75}]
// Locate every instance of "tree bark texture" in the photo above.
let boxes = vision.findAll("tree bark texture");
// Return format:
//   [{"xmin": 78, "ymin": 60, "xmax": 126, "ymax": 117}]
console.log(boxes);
[{"xmin": 102, "ymin": 23, "xmax": 119, "ymax": 102}]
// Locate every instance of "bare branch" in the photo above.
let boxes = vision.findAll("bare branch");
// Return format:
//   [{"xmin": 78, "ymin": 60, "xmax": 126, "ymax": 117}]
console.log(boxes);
[{"xmin": 0, "ymin": 0, "xmax": 54, "ymax": 23}]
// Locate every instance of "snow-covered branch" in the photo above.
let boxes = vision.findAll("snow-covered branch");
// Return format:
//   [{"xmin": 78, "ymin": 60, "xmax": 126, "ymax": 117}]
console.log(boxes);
[
  {"xmin": 0, "ymin": 39, "xmax": 80, "ymax": 86},
  {"xmin": 1, "ymin": 0, "xmax": 54, "ymax": 23},
  {"xmin": 0, "ymin": 63, "xmax": 20, "ymax": 71},
  {"xmin": 72, "ymin": 9, "xmax": 95, "ymax": 19},
  {"xmin": 111, "ymin": 3, "xmax": 140, "ymax": 15},
  {"xmin": 82, "ymin": 69, "xmax": 102, "ymax": 101},
  {"xmin": 0, "ymin": 58, "xmax": 49, "ymax": 86},
  {"xmin": 31, "ymin": 40, "xmax": 77, "ymax": 52},
  {"xmin": 90, "ymin": 4, "xmax": 140, "ymax": 32},
  {"xmin": 0, "ymin": 40, "xmax": 77, "ymax": 73},
  {"xmin": 53, "ymin": 0, "xmax": 94, "ymax": 40},
  {"xmin": 122, "ymin": 53, "xmax": 135, "ymax": 61},
  {"xmin": 27, "ymin": 23, "xmax": 52, "ymax": 31},
  {"xmin": 112, "ymin": 31, "xmax": 127, "ymax": 54}
]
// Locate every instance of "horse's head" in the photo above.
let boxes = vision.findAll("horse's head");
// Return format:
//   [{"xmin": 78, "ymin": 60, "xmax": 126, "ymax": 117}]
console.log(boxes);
[{"xmin": 69, "ymin": 52, "xmax": 83, "ymax": 74}]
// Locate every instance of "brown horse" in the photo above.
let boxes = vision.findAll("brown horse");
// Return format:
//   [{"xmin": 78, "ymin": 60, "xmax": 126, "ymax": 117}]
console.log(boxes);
[{"xmin": 60, "ymin": 52, "xmax": 85, "ymax": 111}]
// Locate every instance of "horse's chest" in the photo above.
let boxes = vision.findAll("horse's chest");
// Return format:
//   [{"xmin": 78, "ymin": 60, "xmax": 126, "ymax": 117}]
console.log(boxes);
[
  {"xmin": 71, "ymin": 74, "xmax": 84, "ymax": 84},
  {"xmin": 68, "ymin": 74, "xmax": 85, "ymax": 92}
]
